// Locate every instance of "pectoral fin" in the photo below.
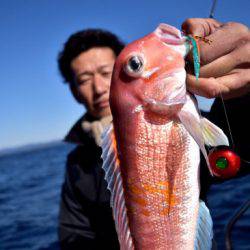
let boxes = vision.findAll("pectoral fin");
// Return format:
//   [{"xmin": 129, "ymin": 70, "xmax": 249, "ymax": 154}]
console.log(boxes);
[
  {"xmin": 178, "ymin": 108, "xmax": 229, "ymax": 176},
  {"xmin": 201, "ymin": 118, "xmax": 229, "ymax": 147},
  {"xmin": 178, "ymin": 109, "xmax": 211, "ymax": 173}
]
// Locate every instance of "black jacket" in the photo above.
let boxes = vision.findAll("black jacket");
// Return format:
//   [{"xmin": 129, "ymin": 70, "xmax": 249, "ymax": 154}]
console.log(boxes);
[{"xmin": 59, "ymin": 114, "xmax": 119, "ymax": 250}]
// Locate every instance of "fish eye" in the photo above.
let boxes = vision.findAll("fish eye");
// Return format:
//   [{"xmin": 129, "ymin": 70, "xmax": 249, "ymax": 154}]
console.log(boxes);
[{"xmin": 124, "ymin": 55, "xmax": 144, "ymax": 77}]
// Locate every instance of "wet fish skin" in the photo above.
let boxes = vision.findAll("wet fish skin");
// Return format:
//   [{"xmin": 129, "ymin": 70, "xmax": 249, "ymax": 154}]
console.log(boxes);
[{"xmin": 103, "ymin": 23, "xmax": 228, "ymax": 250}]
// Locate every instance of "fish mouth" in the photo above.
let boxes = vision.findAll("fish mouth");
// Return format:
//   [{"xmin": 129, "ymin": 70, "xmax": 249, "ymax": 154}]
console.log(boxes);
[
  {"xmin": 142, "ymin": 69, "xmax": 187, "ymax": 115},
  {"xmin": 144, "ymin": 98, "xmax": 185, "ymax": 116}
]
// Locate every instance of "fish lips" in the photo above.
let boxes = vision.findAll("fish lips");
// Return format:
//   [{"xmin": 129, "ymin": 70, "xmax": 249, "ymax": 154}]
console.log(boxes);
[
  {"xmin": 144, "ymin": 97, "xmax": 186, "ymax": 116},
  {"xmin": 142, "ymin": 71, "xmax": 187, "ymax": 115}
]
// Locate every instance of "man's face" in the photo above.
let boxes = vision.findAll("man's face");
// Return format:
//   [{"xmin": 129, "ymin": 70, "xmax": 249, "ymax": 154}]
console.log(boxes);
[{"xmin": 70, "ymin": 47, "xmax": 116, "ymax": 119}]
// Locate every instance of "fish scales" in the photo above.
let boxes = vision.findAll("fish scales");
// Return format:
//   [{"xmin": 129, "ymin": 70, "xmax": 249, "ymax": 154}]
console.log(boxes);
[
  {"xmin": 102, "ymin": 23, "xmax": 228, "ymax": 250},
  {"xmin": 119, "ymin": 112, "xmax": 200, "ymax": 249}
]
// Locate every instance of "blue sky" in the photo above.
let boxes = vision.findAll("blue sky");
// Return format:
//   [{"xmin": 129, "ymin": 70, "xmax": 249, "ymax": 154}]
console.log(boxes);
[{"xmin": 0, "ymin": 0, "xmax": 249, "ymax": 149}]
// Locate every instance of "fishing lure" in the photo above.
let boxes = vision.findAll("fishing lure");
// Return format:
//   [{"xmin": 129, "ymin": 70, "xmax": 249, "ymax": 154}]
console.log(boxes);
[
  {"xmin": 185, "ymin": 35, "xmax": 212, "ymax": 80},
  {"xmin": 185, "ymin": 35, "xmax": 201, "ymax": 80},
  {"xmin": 208, "ymin": 146, "xmax": 241, "ymax": 179}
]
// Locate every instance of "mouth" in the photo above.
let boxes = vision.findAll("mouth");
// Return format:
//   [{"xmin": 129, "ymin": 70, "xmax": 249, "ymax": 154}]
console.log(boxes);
[
  {"xmin": 144, "ymin": 98, "xmax": 184, "ymax": 115},
  {"xmin": 94, "ymin": 99, "xmax": 110, "ymax": 109}
]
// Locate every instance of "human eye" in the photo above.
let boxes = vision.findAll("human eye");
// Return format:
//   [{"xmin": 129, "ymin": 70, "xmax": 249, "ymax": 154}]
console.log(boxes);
[
  {"xmin": 101, "ymin": 71, "xmax": 112, "ymax": 78},
  {"xmin": 78, "ymin": 77, "xmax": 91, "ymax": 85}
]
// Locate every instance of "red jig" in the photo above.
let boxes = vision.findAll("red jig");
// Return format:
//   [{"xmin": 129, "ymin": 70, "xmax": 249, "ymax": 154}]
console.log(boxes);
[{"xmin": 208, "ymin": 147, "xmax": 241, "ymax": 179}]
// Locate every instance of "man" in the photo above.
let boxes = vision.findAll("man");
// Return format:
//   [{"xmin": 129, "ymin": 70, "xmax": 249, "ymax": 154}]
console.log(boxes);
[
  {"xmin": 58, "ymin": 29, "xmax": 124, "ymax": 249},
  {"xmin": 58, "ymin": 20, "xmax": 249, "ymax": 249}
]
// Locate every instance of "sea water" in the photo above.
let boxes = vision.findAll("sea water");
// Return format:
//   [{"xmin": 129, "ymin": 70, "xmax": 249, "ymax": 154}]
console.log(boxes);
[{"xmin": 0, "ymin": 142, "xmax": 249, "ymax": 250}]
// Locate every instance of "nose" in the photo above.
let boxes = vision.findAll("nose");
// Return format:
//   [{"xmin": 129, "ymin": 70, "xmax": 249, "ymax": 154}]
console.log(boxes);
[{"xmin": 93, "ymin": 74, "xmax": 108, "ymax": 95}]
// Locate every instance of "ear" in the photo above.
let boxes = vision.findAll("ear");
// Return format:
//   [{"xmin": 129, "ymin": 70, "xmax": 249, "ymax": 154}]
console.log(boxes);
[{"xmin": 154, "ymin": 23, "xmax": 187, "ymax": 57}]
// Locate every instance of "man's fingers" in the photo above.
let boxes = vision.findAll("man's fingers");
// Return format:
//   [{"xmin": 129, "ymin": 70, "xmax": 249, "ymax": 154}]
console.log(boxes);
[
  {"xmin": 184, "ymin": 19, "xmax": 250, "ymax": 100},
  {"xmin": 187, "ymin": 69, "xmax": 250, "ymax": 99},
  {"xmin": 216, "ymin": 69, "xmax": 250, "ymax": 99},
  {"xmin": 182, "ymin": 18, "xmax": 221, "ymax": 37},
  {"xmin": 198, "ymin": 22, "xmax": 249, "ymax": 65},
  {"xmin": 199, "ymin": 42, "xmax": 250, "ymax": 78},
  {"xmin": 186, "ymin": 74, "xmax": 229, "ymax": 98}
]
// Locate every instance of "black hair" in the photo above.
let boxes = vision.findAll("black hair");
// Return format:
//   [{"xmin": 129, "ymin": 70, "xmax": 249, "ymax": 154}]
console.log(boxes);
[{"xmin": 58, "ymin": 29, "xmax": 125, "ymax": 84}]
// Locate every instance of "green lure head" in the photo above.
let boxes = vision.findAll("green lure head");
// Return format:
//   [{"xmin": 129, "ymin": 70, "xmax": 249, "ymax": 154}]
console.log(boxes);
[{"xmin": 185, "ymin": 36, "xmax": 200, "ymax": 81}]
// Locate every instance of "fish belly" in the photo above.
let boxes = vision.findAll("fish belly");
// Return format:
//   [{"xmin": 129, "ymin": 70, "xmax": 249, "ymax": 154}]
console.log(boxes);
[{"xmin": 123, "ymin": 112, "xmax": 200, "ymax": 250}]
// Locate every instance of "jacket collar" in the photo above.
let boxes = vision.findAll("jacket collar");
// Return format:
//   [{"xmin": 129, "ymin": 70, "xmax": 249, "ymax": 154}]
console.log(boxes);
[{"xmin": 64, "ymin": 113, "xmax": 97, "ymax": 146}]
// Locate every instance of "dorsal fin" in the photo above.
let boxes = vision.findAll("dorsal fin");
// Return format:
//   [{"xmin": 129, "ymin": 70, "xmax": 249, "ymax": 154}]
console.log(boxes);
[{"xmin": 101, "ymin": 125, "xmax": 134, "ymax": 250}]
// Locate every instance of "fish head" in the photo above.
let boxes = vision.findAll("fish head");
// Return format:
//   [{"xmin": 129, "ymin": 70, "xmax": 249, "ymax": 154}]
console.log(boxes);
[{"xmin": 110, "ymin": 23, "xmax": 188, "ymax": 118}]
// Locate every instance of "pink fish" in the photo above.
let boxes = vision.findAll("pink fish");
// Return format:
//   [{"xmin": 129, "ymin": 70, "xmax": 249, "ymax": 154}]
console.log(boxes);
[{"xmin": 102, "ymin": 24, "xmax": 228, "ymax": 250}]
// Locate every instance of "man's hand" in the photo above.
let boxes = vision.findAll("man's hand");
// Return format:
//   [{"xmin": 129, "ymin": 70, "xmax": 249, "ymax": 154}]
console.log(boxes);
[{"xmin": 182, "ymin": 18, "xmax": 250, "ymax": 99}]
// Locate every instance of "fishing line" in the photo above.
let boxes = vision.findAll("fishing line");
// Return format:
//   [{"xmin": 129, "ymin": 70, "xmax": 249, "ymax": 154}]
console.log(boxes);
[
  {"xmin": 218, "ymin": 92, "xmax": 235, "ymax": 148},
  {"xmin": 208, "ymin": 0, "xmax": 235, "ymax": 148},
  {"xmin": 209, "ymin": 0, "xmax": 250, "ymax": 161},
  {"xmin": 225, "ymin": 200, "xmax": 250, "ymax": 250},
  {"xmin": 209, "ymin": 0, "xmax": 235, "ymax": 149},
  {"xmin": 209, "ymin": 0, "xmax": 217, "ymax": 18}
]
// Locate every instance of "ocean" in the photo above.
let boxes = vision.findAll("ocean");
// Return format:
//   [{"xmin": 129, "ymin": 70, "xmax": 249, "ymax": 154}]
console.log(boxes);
[{"xmin": 0, "ymin": 142, "xmax": 249, "ymax": 250}]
